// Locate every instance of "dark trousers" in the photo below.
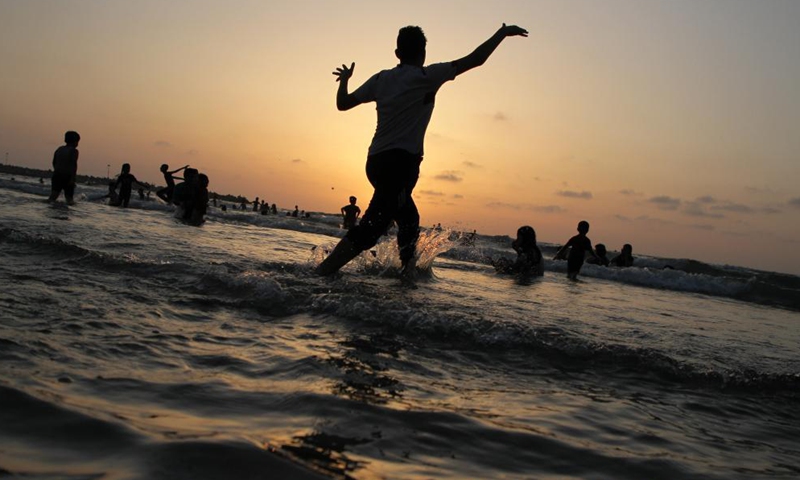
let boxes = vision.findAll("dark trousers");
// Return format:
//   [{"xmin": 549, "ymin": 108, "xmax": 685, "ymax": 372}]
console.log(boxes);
[
  {"xmin": 50, "ymin": 172, "xmax": 75, "ymax": 201},
  {"xmin": 346, "ymin": 149, "xmax": 422, "ymax": 264}
]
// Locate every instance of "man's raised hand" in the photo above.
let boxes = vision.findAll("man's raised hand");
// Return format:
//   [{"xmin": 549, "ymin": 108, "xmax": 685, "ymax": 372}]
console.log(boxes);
[{"xmin": 333, "ymin": 62, "xmax": 355, "ymax": 82}]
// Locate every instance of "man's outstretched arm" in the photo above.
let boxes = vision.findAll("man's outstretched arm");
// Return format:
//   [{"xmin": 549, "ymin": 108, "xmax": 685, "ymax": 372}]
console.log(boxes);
[
  {"xmin": 333, "ymin": 62, "xmax": 360, "ymax": 111},
  {"xmin": 454, "ymin": 23, "xmax": 528, "ymax": 76}
]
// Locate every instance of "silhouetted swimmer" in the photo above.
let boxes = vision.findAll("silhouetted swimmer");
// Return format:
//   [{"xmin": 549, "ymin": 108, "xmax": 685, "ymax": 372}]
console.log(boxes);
[
  {"xmin": 113, "ymin": 163, "xmax": 146, "ymax": 208},
  {"xmin": 260, "ymin": 200, "xmax": 270, "ymax": 215},
  {"xmin": 212, "ymin": 193, "xmax": 218, "ymax": 207},
  {"xmin": 292, "ymin": 205, "xmax": 299, "ymax": 217},
  {"xmin": 586, "ymin": 243, "xmax": 610, "ymax": 267},
  {"xmin": 493, "ymin": 226, "xmax": 544, "ymax": 276},
  {"xmin": 271, "ymin": 203, "xmax": 277, "ymax": 214},
  {"xmin": 253, "ymin": 197, "xmax": 260, "ymax": 212},
  {"xmin": 341, "ymin": 196, "xmax": 361, "ymax": 229},
  {"xmin": 316, "ymin": 23, "xmax": 528, "ymax": 276},
  {"xmin": 611, "ymin": 244, "xmax": 635, "ymax": 267},
  {"xmin": 138, "ymin": 188, "xmax": 145, "ymax": 200},
  {"xmin": 156, "ymin": 164, "xmax": 188, "ymax": 204},
  {"xmin": 554, "ymin": 220, "xmax": 598, "ymax": 280},
  {"xmin": 47, "ymin": 131, "xmax": 80, "ymax": 205}
]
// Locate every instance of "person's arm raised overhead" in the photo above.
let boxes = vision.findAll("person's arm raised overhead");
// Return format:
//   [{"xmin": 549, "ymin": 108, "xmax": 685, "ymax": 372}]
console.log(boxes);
[
  {"xmin": 333, "ymin": 62, "xmax": 360, "ymax": 111},
  {"xmin": 454, "ymin": 23, "xmax": 528, "ymax": 76}
]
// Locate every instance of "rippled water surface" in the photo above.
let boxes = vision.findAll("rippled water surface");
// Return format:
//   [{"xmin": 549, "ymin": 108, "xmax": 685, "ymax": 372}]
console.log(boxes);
[{"xmin": 1, "ymin": 177, "xmax": 799, "ymax": 479}]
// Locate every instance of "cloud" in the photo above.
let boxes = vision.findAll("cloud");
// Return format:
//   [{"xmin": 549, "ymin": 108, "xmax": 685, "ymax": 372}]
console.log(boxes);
[
  {"xmin": 493, "ymin": 111, "xmax": 508, "ymax": 121},
  {"xmin": 689, "ymin": 224, "xmax": 716, "ymax": 231},
  {"xmin": 710, "ymin": 202, "xmax": 755, "ymax": 214},
  {"xmin": 291, "ymin": 158, "xmax": 304, "ymax": 164},
  {"xmin": 452, "ymin": 194, "xmax": 464, "ymax": 199},
  {"xmin": 745, "ymin": 186, "xmax": 774, "ymax": 195},
  {"xmin": 186, "ymin": 149, "xmax": 199, "ymax": 156},
  {"xmin": 682, "ymin": 203, "xmax": 724, "ymax": 219},
  {"xmin": 695, "ymin": 195, "xmax": 716, "ymax": 204},
  {"xmin": 556, "ymin": 190, "xmax": 593, "ymax": 200},
  {"xmin": 634, "ymin": 215, "xmax": 675, "ymax": 226},
  {"xmin": 154, "ymin": 140, "xmax": 172, "ymax": 148},
  {"xmin": 619, "ymin": 189, "xmax": 642, "ymax": 196},
  {"xmin": 614, "ymin": 214, "xmax": 631, "ymax": 222},
  {"xmin": 761, "ymin": 207, "xmax": 782, "ymax": 214},
  {"xmin": 418, "ymin": 190, "xmax": 445, "ymax": 197},
  {"xmin": 789, "ymin": 197, "xmax": 800, "ymax": 208},
  {"xmin": 648, "ymin": 195, "xmax": 681, "ymax": 210},
  {"xmin": 462, "ymin": 161, "xmax": 482, "ymax": 169},
  {"xmin": 486, "ymin": 202, "xmax": 564, "ymax": 213},
  {"xmin": 434, "ymin": 171, "xmax": 463, "ymax": 182}
]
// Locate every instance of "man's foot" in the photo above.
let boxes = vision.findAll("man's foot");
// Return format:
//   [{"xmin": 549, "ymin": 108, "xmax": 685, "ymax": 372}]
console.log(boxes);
[
  {"xmin": 399, "ymin": 255, "xmax": 417, "ymax": 280},
  {"xmin": 315, "ymin": 237, "xmax": 361, "ymax": 276}
]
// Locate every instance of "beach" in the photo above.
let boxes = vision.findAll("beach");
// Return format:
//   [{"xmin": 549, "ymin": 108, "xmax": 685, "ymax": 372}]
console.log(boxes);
[{"xmin": 1, "ymin": 175, "xmax": 799, "ymax": 479}]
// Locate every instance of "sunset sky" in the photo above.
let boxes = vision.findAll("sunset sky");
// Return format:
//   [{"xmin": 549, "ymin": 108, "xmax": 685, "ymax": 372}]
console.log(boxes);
[{"xmin": 2, "ymin": 0, "xmax": 800, "ymax": 274}]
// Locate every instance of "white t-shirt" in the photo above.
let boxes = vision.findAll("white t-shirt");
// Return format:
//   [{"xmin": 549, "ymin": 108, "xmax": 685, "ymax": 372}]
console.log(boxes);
[{"xmin": 352, "ymin": 62, "xmax": 458, "ymax": 157}]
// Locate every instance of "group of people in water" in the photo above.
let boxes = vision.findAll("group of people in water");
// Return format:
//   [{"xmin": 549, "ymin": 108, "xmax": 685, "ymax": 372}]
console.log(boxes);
[
  {"xmin": 493, "ymin": 221, "xmax": 634, "ymax": 280},
  {"xmin": 46, "ymin": 131, "xmax": 210, "ymax": 225}
]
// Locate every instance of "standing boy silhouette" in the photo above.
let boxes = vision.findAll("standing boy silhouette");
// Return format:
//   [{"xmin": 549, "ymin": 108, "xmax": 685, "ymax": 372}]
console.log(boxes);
[
  {"xmin": 316, "ymin": 23, "xmax": 528, "ymax": 276},
  {"xmin": 341, "ymin": 196, "xmax": 362, "ymax": 229},
  {"xmin": 48, "ymin": 131, "xmax": 80, "ymax": 205}
]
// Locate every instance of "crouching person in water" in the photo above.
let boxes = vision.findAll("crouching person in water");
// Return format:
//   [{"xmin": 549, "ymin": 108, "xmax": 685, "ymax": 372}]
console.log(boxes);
[
  {"xmin": 316, "ymin": 23, "xmax": 528, "ymax": 276},
  {"xmin": 493, "ymin": 226, "xmax": 544, "ymax": 276}
]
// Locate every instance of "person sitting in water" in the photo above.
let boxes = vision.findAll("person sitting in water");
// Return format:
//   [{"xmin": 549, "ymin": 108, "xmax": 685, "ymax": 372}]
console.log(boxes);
[
  {"xmin": 341, "ymin": 196, "xmax": 362, "ymax": 229},
  {"xmin": 260, "ymin": 201, "xmax": 270, "ymax": 215},
  {"xmin": 586, "ymin": 243, "xmax": 610, "ymax": 267},
  {"xmin": 611, "ymin": 244, "xmax": 635, "ymax": 267},
  {"xmin": 554, "ymin": 220, "xmax": 598, "ymax": 280},
  {"xmin": 493, "ymin": 226, "xmax": 544, "ymax": 276},
  {"xmin": 271, "ymin": 203, "xmax": 277, "ymax": 214},
  {"xmin": 292, "ymin": 205, "xmax": 300, "ymax": 217},
  {"xmin": 113, "ymin": 163, "xmax": 147, "ymax": 208}
]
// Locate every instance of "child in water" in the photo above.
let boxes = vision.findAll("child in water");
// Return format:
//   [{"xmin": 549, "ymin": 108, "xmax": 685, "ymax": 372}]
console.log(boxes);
[
  {"xmin": 611, "ymin": 244, "xmax": 635, "ymax": 267},
  {"xmin": 493, "ymin": 226, "xmax": 544, "ymax": 276},
  {"xmin": 156, "ymin": 164, "xmax": 189, "ymax": 204},
  {"xmin": 554, "ymin": 220, "xmax": 598, "ymax": 280},
  {"xmin": 187, "ymin": 173, "xmax": 210, "ymax": 225},
  {"xmin": 47, "ymin": 131, "xmax": 80, "ymax": 205},
  {"xmin": 113, "ymin": 163, "xmax": 146, "ymax": 208},
  {"xmin": 586, "ymin": 243, "xmax": 610, "ymax": 266}
]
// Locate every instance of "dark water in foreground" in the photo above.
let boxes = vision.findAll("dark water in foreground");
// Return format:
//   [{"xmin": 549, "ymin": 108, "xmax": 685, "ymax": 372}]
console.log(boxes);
[{"xmin": 1, "ymin": 177, "xmax": 799, "ymax": 479}]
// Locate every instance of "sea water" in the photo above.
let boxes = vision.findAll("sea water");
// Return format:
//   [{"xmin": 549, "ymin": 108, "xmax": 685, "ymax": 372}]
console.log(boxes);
[{"xmin": 1, "ymin": 174, "xmax": 798, "ymax": 479}]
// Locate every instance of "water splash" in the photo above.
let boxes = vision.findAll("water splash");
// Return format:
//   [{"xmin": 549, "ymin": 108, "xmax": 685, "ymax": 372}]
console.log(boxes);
[{"xmin": 311, "ymin": 229, "xmax": 461, "ymax": 277}]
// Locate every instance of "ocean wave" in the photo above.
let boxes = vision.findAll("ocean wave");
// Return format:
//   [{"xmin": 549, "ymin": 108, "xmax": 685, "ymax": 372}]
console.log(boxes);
[{"xmin": 303, "ymin": 289, "xmax": 799, "ymax": 395}]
